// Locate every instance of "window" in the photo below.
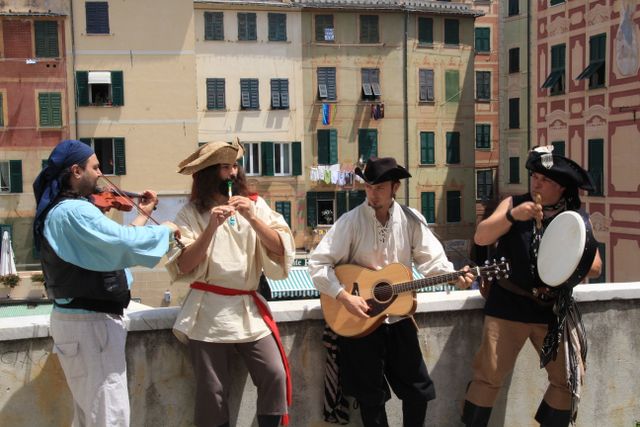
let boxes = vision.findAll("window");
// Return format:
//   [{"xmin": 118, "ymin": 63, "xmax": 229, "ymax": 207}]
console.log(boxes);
[
  {"xmin": 34, "ymin": 20, "xmax": 59, "ymax": 57},
  {"xmin": 445, "ymin": 70, "xmax": 460, "ymax": 102},
  {"xmin": 0, "ymin": 160, "xmax": 22, "ymax": 193},
  {"xmin": 240, "ymin": 78, "xmax": 259, "ymax": 110},
  {"xmin": 421, "ymin": 192, "xmax": 436, "ymax": 223},
  {"xmin": 446, "ymin": 190, "xmax": 461, "ymax": 223},
  {"xmin": 476, "ymin": 71, "xmax": 491, "ymax": 101},
  {"xmin": 237, "ymin": 13, "xmax": 257, "ymax": 41},
  {"xmin": 420, "ymin": 132, "xmax": 435, "ymax": 165},
  {"xmin": 508, "ymin": 0, "xmax": 519, "ymax": 16},
  {"xmin": 76, "ymin": 71, "xmax": 124, "ymax": 106},
  {"xmin": 307, "ymin": 191, "xmax": 364, "ymax": 227},
  {"xmin": 315, "ymin": 15, "xmax": 334, "ymax": 42},
  {"xmin": 361, "ymin": 69, "xmax": 381, "ymax": 101},
  {"xmin": 542, "ymin": 44, "xmax": 565, "ymax": 95},
  {"xmin": 590, "ymin": 242, "xmax": 606, "ymax": 283},
  {"xmin": 476, "ymin": 170, "xmax": 493, "ymax": 200},
  {"xmin": 475, "ymin": 124, "xmax": 490, "ymax": 149},
  {"xmin": 268, "ymin": 13, "xmax": 287, "ymax": 41},
  {"xmin": 509, "ymin": 48, "xmax": 520, "ymax": 73},
  {"xmin": 418, "ymin": 17, "xmax": 433, "ymax": 44},
  {"xmin": 317, "ymin": 67, "xmax": 337, "ymax": 101},
  {"xmin": 0, "ymin": 93, "xmax": 4, "ymax": 127},
  {"xmin": 509, "ymin": 157, "xmax": 520, "ymax": 183},
  {"xmin": 419, "ymin": 69, "xmax": 434, "ymax": 102},
  {"xmin": 444, "ymin": 19, "xmax": 459, "ymax": 45},
  {"xmin": 85, "ymin": 2, "xmax": 109, "ymax": 34},
  {"xmin": 446, "ymin": 132, "xmax": 460, "ymax": 164},
  {"xmin": 577, "ymin": 34, "xmax": 606, "ymax": 88},
  {"xmin": 204, "ymin": 12, "xmax": 224, "ymax": 41},
  {"xmin": 509, "ymin": 98, "xmax": 520, "ymax": 129},
  {"xmin": 275, "ymin": 201, "xmax": 291, "ymax": 227},
  {"xmin": 588, "ymin": 138, "xmax": 604, "ymax": 196},
  {"xmin": 38, "ymin": 92, "xmax": 62, "ymax": 127},
  {"xmin": 206, "ymin": 78, "xmax": 225, "ymax": 110},
  {"xmin": 242, "ymin": 142, "xmax": 261, "ymax": 175},
  {"xmin": 360, "ymin": 15, "xmax": 379, "ymax": 44},
  {"xmin": 80, "ymin": 138, "xmax": 126, "ymax": 175},
  {"xmin": 552, "ymin": 141, "xmax": 565, "ymax": 156},
  {"xmin": 317, "ymin": 198, "xmax": 335, "ymax": 225},
  {"xmin": 475, "ymin": 28, "xmax": 490, "ymax": 53},
  {"xmin": 550, "ymin": 0, "xmax": 565, "ymax": 5},
  {"xmin": 317, "ymin": 129, "xmax": 338, "ymax": 165},
  {"xmin": 358, "ymin": 129, "xmax": 378, "ymax": 161},
  {"xmin": 270, "ymin": 143, "xmax": 291, "ymax": 176},
  {"xmin": 270, "ymin": 79, "xmax": 289, "ymax": 109}
]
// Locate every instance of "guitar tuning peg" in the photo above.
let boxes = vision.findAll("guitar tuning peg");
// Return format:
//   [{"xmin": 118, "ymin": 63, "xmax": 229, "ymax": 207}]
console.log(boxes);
[
  {"xmin": 488, "ymin": 276, "xmax": 494, "ymax": 282},
  {"xmin": 504, "ymin": 273, "xmax": 509, "ymax": 279},
  {"xmin": 484, "ymin": 260, "xmax": 490, "ymax": 265}
]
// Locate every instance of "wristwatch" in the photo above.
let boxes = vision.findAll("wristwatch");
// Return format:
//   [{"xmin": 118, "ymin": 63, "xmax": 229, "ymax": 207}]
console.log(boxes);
[{"xmin": 505, "ymin": 209, "xmax": 516, "ymax": 224}]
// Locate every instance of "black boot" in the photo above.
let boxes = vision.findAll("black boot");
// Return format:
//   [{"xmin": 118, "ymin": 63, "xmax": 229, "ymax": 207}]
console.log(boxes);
[
  {"xmin": 535, "ymin": 400, "xmax": 572, "ymax": 427},
  {"xmin": 359, "ymin": 402, "xmax": 389, "ymax": 427},
  {"xmin": 257, "ymin": 414, "xmax": 281, "ymax": 427},
  {"xmin": 216, "ymin": 423, "xmax": 229, "ymax": 427},
  {"xmin": 402, "ymin": 399, "xmax": 428, "ymax": 427},
  {"xmin": 461, "ymin": 400, "xmax": 492, "ymax": 427}
]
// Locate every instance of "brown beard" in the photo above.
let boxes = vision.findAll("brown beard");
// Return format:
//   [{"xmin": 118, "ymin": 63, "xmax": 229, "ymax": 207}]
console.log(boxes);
[{"xmin": 190, "ymin": 165, "xmax": 249, "ymax": 213}]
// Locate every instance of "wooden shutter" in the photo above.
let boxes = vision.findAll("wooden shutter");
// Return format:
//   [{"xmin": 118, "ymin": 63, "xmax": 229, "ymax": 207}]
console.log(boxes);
[
  {"xmin": 111, "ymin": 71, "xmax": 124, "ymax": 106},
  {"xmin": 50, "ymin": 93, "xmax": 62, "ymax": 126},
  {"xmin": 358, "ymin": 129, "xmax": 377, "ymax": 161},
  {"xmin": 0, "ymin": 94, "xmax": 3, "ymax": 127},
  {"xmin": 76, "ymin": 71, "xmax": 90, "ymax": 106},
  {"xmin": 276, "ymin": 201, "xmax": 291, "ymax": 227},
  {"xmin": 336, "ymin": 191, "xmax": 347, "ymax": 218},
  {"xmin": 261, "ymin": 141, "xmax": 274, "ymax": 176},
  {"xmin": 86, "ymin": 2, "xmax": 110, "ymax": 34},
  {"xmin": 306, "ymin": 192, "xmax": 317, "ymax": 227},
  {"xmin": 509, "ymin": 98, "xmax": 519, "ymax": 128},
  {"xmin": 421, "ymin": 192, "xmax": 435, "ymax": 223},
  {"xmin": 552, "ymin": 141, "xmax": 565, "ymax": 157},
  {"xmin": 317, "ymin": 130, "xmax": 329, "ymax": 165},
  {"xmin": 588, "ymin": 139, "xmax": 604, "ymax": 196},
  {"xmin": 418, "ymin": 17, "xmax": 433, "ymax": 44},
  {"xmin": 420, "ymin": 132, "xmax": 434, "ymax": 164},
  {"xmin": 280, "ymin": 80, "xmax": 289, "ymax": 108},
  {"xmin": 79, "ymin": 138, "xmax": 92, "ymax": 147},
  {"xmin": 348, "ymin": 190, "xmax": 365, "ymax": 210},
  {"xmin": 250, "ymin": 79, "xmax": 259, "ymax": 109},
  {"xmin": 207, "ymin": 78, "xmax": 225, "ymax": 110},
  {"xmin": 444, "ymin": 19, "xmax": 459, "ymax": 45},
  {"xmin": 326, "ymin": 68, "xmax": 336, "ymax": 101},
  {"xmin": 35, "ymin": 21, "xmax": 59, "ymax": 58},
  {"xmin": 9, "ymin": 160, "xmax": 22, "ymax": 193},
  {"xmin": 248, "ymin": 13, "xmax": 257, "ymax": 40},
  {"xmin": 329, "ymin": 129, "xmax": 338, "ymax": 164},
  {"xmin": 445, "ymin": 70, "xmax": 459, "ymax": 102},
  {"xmin": 268, "ymin": 13, "xmax": 286, "ymax": 41},
  {"xmin": 446, "ymin": 190, "xmax": 461, "ymax": 222},
  {"xmin": 446, "ymin": 132, "xmax": 460, "ymax": 164},
  {"xmin": 205, "ymin": 12, "xmax": 224, "ymax": 41},
  {"xmin": 509, "ymin": 48, "xmax": 519, "ymax": 73},
  {"xmin": 206, "ymin": 78, "xmax": 216, "ymax": 110},
  {"xmin": 509, "ymin": 157, "xmax": 520, "ymax": 183},
  {"xmin": 292, "ymin": 141, "xmax": 302, "ymax": 176},
  {"xmin": 475, "ymin": 28, "xmax": 489, "ymax": 52},
  {"xmin": 271, "ymin": 79, "xmax": 281, "ymax": 108},
  {"xmin": 114, "ymin": 138, "xmax": 126, "ymax": 175}
]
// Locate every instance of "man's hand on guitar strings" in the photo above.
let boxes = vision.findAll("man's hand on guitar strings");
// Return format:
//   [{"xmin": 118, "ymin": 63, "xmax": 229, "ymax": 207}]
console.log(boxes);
[
  {"xmin": 336, "ymin": 290, "xmax": 371, "ymax": 319},
  {"xmin": 455, "ymin": 266, "xmax": 475, "ymax": 290}
]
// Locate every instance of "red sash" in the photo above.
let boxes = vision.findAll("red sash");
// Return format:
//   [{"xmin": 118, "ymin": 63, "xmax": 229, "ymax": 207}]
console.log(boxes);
[{"xmin": 190, "ymin": 282, "xmax": 291, "ymax": 426}]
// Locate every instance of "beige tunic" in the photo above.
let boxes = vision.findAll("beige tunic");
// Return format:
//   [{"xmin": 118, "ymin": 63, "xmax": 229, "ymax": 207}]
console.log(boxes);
[{"xmin": 166, "ymin": 197, "xmax": 295, "ymax": 344}]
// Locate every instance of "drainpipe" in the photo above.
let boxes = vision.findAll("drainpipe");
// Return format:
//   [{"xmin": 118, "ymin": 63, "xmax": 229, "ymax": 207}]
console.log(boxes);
[
  {"xmin": 403, "ymin": 10, "xmax": 409, "ymax": 204},
  {"xmin": 526, "ymin": 0, "xmax": 531, "ymax": 149},
  {"xmin": 69, "ymin": 0, "xmax": 79, "ymax": 138}
]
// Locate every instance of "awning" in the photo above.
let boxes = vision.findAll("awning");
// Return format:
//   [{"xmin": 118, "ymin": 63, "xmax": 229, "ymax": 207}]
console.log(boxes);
[
  {"xmin": 88, "ymin": 71, "xmax": 111, "ymax": 84},
  {"xmin": 541, "ymin": 70, "xmax": 564, "ymax": 89}
]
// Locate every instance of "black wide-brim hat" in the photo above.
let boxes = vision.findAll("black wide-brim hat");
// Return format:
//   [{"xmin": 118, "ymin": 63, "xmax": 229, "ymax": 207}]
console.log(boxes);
[
  {"xmin": 354, "ymin": 157, "xmax": 411, "ymax": 184},
  {"xmin": 526, "ymin": 148, "xmax": 595, "ymax": 191}
]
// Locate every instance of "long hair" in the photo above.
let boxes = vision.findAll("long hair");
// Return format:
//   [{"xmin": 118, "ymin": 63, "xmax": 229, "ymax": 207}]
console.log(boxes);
[{"xmin": 190, "ymin": 164, "xmax": 250, "ymax": 213}]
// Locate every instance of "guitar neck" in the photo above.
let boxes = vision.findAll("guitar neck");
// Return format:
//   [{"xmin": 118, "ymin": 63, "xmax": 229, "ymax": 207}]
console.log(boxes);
[{"xmin": 392, "ymin": 271, "xmax": 464, "ymax": 295}]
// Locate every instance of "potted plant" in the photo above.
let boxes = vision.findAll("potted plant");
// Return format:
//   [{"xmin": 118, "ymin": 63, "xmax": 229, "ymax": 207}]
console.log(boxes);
[
  {"xmin": 30, "ymin": 273, "xmax": 46, "ymax": 286},
  {"xmin": 0, "ymin": 274, "xmax": 21, "ymax": 288}
]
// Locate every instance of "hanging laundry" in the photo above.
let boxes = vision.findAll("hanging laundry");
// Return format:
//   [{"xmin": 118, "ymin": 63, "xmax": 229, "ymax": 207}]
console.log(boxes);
[{"xmin": 371, "ymin": 103, "xmax": 385, "ymax": 120}]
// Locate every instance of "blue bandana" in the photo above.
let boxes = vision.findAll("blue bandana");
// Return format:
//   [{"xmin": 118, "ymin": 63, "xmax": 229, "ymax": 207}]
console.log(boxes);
[{"xmin": 33, "ymin": 140, "xmax": 94, "ymax": 248}]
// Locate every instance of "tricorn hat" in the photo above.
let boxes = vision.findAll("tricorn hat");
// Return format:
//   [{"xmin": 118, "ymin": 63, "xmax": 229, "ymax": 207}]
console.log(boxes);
[
  {"xmin": 354, "ymin": 157, "xmax": 411, "ymax": 184},
  {"xmin": 525, "ymin": 146, "xmax": 595, "ymax": 191},
  {"xmin": 177, "ymin": 137, "xmax": 245, "ymax": 175}
]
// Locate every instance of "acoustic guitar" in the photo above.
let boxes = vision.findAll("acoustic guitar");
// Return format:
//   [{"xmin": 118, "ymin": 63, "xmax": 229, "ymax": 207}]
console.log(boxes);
[{"xmin": 320, "ymin": 260, "xmax": 510, "ymax": 337}]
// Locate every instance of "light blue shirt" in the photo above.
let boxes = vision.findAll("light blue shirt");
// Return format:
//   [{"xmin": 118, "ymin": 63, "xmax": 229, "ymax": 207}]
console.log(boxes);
[{"xmin": 43, "ymin": 199, "xmax": 171, "ymax": 313}]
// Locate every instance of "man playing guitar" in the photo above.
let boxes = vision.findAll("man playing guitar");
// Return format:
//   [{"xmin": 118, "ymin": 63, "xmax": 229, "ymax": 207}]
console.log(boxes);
[{"xmin": 309, "ymin": 157, "xmax": 474, "ymax": 427}]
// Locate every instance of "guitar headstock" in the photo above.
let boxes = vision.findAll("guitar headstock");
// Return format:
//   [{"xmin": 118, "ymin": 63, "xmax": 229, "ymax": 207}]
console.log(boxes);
[{"xmin": 478, "ymin": 258, "xmax": 510, "ymax": 281}]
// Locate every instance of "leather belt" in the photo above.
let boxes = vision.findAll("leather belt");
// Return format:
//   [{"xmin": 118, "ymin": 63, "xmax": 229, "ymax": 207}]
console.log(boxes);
[{"xmin": 497, "ymin": 278, "xmax": 556, "ymax": 307}]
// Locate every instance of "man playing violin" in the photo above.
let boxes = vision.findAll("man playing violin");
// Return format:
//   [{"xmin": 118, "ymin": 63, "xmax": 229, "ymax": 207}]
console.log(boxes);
[
  {"xmin": 309, "ymin": 157, "xmax": 474, "ymax": 427},
  {"xmin": 32, "ymin": 139, "xmax": 179, "ymax": 427},
  {"xmin": 166, "ymin": 139, "xmax": 295, "ymax": 427},
  {"xmin": 461, "ymin": 146, "xmax": 602, "ymax": 427}
]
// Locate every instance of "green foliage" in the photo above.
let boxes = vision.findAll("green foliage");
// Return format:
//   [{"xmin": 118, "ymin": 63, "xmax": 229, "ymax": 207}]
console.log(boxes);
[{"xmin": 0, "ymin": 274, "xmax": 21, "ymax": 288}]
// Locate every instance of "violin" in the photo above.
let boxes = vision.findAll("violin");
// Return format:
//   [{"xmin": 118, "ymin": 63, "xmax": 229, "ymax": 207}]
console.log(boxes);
[{"xmin": 91, "ymin": 188, "xmax": 145, "ymax": 212}]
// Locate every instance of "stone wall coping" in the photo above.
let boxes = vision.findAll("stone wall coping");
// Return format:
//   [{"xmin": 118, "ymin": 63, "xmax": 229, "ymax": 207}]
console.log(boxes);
[{"xmin": 1, "ymin": 282, "xmax": 639, "ymax": 342}]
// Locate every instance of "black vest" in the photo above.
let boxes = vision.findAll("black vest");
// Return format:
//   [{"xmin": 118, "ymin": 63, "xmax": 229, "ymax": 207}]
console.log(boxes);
[{"xmin": 41, "ymin": 198, "xmax": 131, "ymax": 315}]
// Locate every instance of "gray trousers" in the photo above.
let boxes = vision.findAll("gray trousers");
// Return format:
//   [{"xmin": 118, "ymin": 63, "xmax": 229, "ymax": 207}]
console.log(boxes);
[{"xmin": 188, "ymin": 334, "xmax": 287, "ymax": 427}]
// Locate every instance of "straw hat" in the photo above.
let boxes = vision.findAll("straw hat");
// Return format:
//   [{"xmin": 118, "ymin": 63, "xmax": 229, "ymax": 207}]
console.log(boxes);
[{"xmin": 177, "ymin": 137, "xmax": 245, "ymax": 175}]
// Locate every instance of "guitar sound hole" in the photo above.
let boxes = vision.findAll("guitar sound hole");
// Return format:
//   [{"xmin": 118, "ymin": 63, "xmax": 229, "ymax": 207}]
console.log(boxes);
[{"xmin": 373, "ymin": 282, "xmax": 393, "ymax": 303}]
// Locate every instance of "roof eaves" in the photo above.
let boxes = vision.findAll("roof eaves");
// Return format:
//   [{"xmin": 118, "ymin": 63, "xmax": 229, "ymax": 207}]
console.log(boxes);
[{"xmin": 0, "ymin": 11, "xmax": 67, "ymax": 17}]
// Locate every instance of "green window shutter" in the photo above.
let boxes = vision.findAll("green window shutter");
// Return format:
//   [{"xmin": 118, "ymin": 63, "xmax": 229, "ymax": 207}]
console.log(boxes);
[
  {"xmin": 475, "ymin": 124, "xmax": 490, "ymax": 149},
  {"xmin": 79, "ymin": 138, "xmax": 92, "ymax": 146},
  {"xmin": 275, "ymin": 201, "xmax": 292, "ymax": 227},
  {"xmin": 419, "ymin": 69, "xmax": 434, "ymax": 102},
  {"xmin": 205, "ymin": 12, "xmax": 224, "ymax": 41},
  {"xmin": 475, "ymin": 28, "xmax": 490, "ymax": 53},
  {"xmin": 552, "ymin": 141, "xmax": 565, "ymax": 157},
  {"xmin": 509, "ymin": 98, "xmax": 520, "ymax": 128},
  {"xmin": 51, "ymin": 93, "xmax": 62, "ymax": 126},
  {"xmin": 261, "ymin": 141, "xmax": 274, "ymax": 176},
  {"xmin": 35, "ymin": 21, "xmax": 59, "ymax": 58},
  {"xmin": 420, "ymin": 132, "xmax": 435, "ymax": 164},
  {"xmin": 306, "ymin": 192, "xmax": 317, "ymax": 227},
  {"xmin": 317, "ymin": 130, "xmax": 329, "ymax": 165},
  {"xmin": 336, "ymin": 191, "xmax": 347, "ymax": 218},
  {"xmin": 551, "ymin": 44, "xmax": 565, "ymax": 71},
  {"xmin": 445, "ymin": 70, "xmax": 459, "ymax": 102},
  {"xmin": 348, "ymin": 190, "xmax": 365, "ymax": 210},
  {"xmin": 39, "ymin": 93, "xmax": 60, "ymax": 127},
  {"xmin": 114, "ymin": 138, "xmax": 126, "ymax": 175},
  {"xmin": 38, "ymin": 93, "xmax": 49, "ymax": 127},
  {"xmin": 418, "ymin": 17, "xmax": 433, "ymax": 44},
  {"xmin": 590, "ymin": 34, "xmax": 606, "ymax": 62},
  {"xmin": 76, "ymin": 71, "xmax": 90, "ymax": 106},
  {"xmin": 111, "ymin": 71, "xmax": 124, "ymax": 106},
  {"xmin": 476, "ymin": 71, "xmax": 490, "ymax": 100},
  {"xmin": 9, "ymin": 160, "xmax": 22, "ymax": 193},
  {"xmin": 41, "ymin": 159, "xmax": 48, "ymax": 169},
  {"xmin": 329, "ymin": 129, "xmax": 338, "ymax": 164},
  {"xmin": 315, "ymin": 15, "xmax": 334, "ymax": 42},
  {"xmin": 268, "ymin": 13, "xmax": 286, "ymax": 41},
  {"xmin": 446, "ymin": 132, "xmax": 460, "ymax": 164},
  {"xmin": 292, "ymin": 141, "xmax": 302, "ymax": 176},
  {"xmin": 509, "ymin": 157, "xmax": 520, "ymax": 183},
  {"xmin": 0, "ymin": 93, "xmax": 3, "ymax": 127},
  {"xmin": 588, "ymin": 139, "xmax": 604, "ymax": 196},
  {"xmin": 358, "ymin": 129, "xmax": 378, "ymax": 161},
  {"xmin": 271, "ymin": 79, "xmax": 281, "ymax": 109},
  {"xmin": 421, "ymin": 192, "xmax": 435, "ymax": 223},
  {"xmin": 446, "ymin": 190, "xmax": 461, "ymax": 223},
  {"xmin": 509, "ymin": 48, "xmax": 520, "ymax": 73},
  {"xmin": 444, "ymin": 19, "xmax": 459, "ymax": 45}
]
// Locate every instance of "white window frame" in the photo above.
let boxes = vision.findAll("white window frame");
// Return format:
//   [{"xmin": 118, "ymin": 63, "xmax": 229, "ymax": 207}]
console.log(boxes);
[
  {"xmin": 88, "ymin": 71, "xmax": 114, "ymax": 106},
  {"xmin": 273, "ymin": 142, "xmax": 292, "ymax": 176},
  {"xmin": 243, "ymin": 142, "xmax": 261, "ymax": 176}
]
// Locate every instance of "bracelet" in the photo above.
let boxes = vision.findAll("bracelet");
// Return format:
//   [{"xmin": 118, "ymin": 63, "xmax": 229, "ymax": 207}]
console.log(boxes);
[{"xmin": 505, "ymin": 209, "xmax": 516, "ymax": 224}]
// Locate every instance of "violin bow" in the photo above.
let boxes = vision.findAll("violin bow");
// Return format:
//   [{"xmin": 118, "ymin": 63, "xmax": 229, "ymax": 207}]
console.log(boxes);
[{"xmin": 98, "ymin": 175, "xmax": 185, "ymax": 249}]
